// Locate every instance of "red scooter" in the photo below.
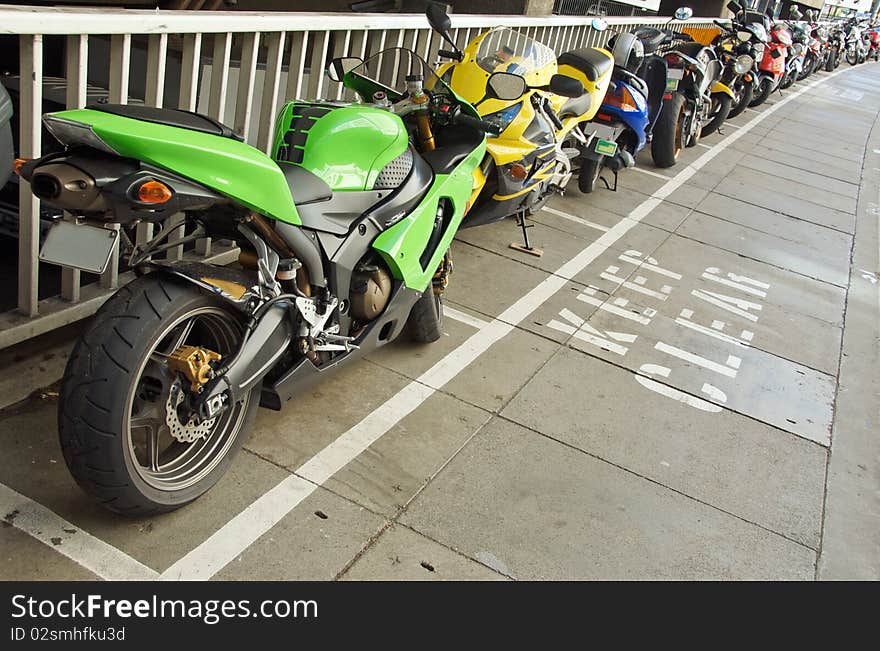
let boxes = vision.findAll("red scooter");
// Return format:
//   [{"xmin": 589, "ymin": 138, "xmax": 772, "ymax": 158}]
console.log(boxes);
[
  {"xmin": 750, "ymin": 18, "xmax": 790, "ymax": 107},
  {"xmin": 868, "ymin": 27, "xmax": 880, "ymax": 62}
]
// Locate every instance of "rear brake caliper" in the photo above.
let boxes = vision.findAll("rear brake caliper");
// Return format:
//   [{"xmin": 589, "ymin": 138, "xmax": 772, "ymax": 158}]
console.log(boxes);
[{"xmin": 166, "ymin": 345, "xmax": 222, "ymax": 393}]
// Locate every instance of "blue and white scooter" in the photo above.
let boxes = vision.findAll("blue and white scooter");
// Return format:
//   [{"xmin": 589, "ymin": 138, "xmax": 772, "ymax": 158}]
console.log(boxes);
[{"xmin": 578, "ymin": 28, "xmax": 670, "ymax": 192}]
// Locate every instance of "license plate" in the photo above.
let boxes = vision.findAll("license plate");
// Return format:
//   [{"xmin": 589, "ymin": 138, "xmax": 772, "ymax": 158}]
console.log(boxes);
[
  {"xmin": 666, "ymin": 78, "xmax": 679, "ymax": 91},
  {"xmin": 594, "ymin": 139, "xmax": 618, "ymax": 156},
  {"xmin": 667, "ymin": 68, "xmax": 684, "ymax": 79},
  {"xmin": 39, "ymin": 220, "xmax": 119, "ymax": 274}
]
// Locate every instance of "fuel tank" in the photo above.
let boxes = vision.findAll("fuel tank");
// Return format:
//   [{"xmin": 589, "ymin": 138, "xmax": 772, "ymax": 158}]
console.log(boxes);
[{"xmin": 272, "ymin": 101, "xmax": 409, "ymax": 192}]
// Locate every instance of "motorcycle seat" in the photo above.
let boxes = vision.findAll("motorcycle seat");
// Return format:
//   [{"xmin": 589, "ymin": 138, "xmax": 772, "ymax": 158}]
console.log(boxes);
[
  {"xmin": 557, "ymin": 47, "xmax": 613, "ymax": 82},
  {"xmin": 278, "ymin": 162, "xmax": 333, "ymax": 206},
  {"xmin": 87, "ymin": 104, "xmax": 245, "ymax": 142},
  {"xmin": 632, "ymin": 26, "xmax": 667, "ymax": 54}
]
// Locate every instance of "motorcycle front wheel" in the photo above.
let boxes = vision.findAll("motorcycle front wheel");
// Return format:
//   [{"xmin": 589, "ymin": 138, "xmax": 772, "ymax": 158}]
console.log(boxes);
[
  {"xmin": 59, "ymin": 274, "xmax": 260, "ymax": 515},
  {"xmin": 847, "ymin": 49, "xmax": 859, "ymax": 65},
  {"xmin": 700, "ymin": 93, "xmax": 732, "ymax": 137},
  {"xmin": 748, "ymin": 77, "xmax": 773, "ymax": 107},
  {"xmin": 727, "ymin": 81, "xmax": 753, "ymax": 119}
]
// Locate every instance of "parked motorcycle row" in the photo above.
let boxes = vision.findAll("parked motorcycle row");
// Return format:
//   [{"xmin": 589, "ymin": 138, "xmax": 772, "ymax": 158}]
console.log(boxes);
[{"xmin": 12, "ymin": 4, "xmax": 870, "ymax": 514}]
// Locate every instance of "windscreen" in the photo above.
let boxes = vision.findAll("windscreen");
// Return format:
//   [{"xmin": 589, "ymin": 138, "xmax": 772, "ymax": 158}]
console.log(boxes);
[{"xmin": 474, "ymin": 28, "xmax": 556, "ymax": 76}]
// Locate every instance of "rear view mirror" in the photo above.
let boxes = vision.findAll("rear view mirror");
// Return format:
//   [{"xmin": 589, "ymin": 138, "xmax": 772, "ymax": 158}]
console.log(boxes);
[
  {"xmin": 426, "ymin": 2, "xmax": 452, "ymax": 35},
  {"xmin": 591, "ymin": 18, "xmax": 608, "ymax": 31},
  {"xmin": 486, "ymin": 72, "xmax": 527, "ymax": 101},
  {"xmin": 549, "ymin": 74, "xmax": 585, "ymax": 98},
  {"xmin": 326, "ymin": 57, "xmax": 362, "ymax": 82},
  {"xmin": 727, "ymin": 1, "xmax": 742, "ymax": 14},
  {"xmin": 674, "ymin": 6, "xmax": 694, "ymax": 20}
]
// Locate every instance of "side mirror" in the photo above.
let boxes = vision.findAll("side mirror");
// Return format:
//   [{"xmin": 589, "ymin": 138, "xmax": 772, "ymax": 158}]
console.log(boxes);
[
  {"xmin": 486, "ymin": 72, "xmax": 527, "ymax": 101},
  {"xmin": 591, "ymin": 17, "xmax": 608, "ymax": 31},
  {"xmin": 727, "ymin": 1, "xmax": 742, "ymax": 14},
  {"xmin": 426, "ymin": 2, "xmax": 452, "ymax": 36},
  {"xmin": 674, "ymin": 6, "xmax": 694, "ymax": 20},
  {"xmin": 326, "ymin": 57, "xmax": 362, "ymax": 82},
  {"xmin": 549, "ymin": 74, "xmax": 585, "ymax": 98}
]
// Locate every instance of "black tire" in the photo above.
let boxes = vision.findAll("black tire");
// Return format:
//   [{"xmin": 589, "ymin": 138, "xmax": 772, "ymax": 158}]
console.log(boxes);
[
  {"xmin": 726, "ymin": 81, "xmax": 753, "ymax": 119},
  {"xmin": 59, "ymin": 274, "xmax": 259, "ymax": 515},
  {"xmin": 700, "ymin": 93, "xmax": 732, "ymax": 137},
  {"xmin": 578, "ymin": 157, "xmax": 602, "ymax": 193},
  {"xmin": 780, "ymin": 69, "xmax": 795, "ymax": 90},
  {"xmin": 825, "ymin": 48, "xmax": 837, "ymax": 72},
  {"xmin": 406, "ymin": 287, "xmax": 443, "ymax": 343},
  {"xmin": 748, "ymin": 77, "xmax": 773, "ymax": 107},
  {"xmin": 651, "ymin": 91, "xmax": 686, "ymax": 169},
  {"xmin": 847, "ymin": 49, "xmax": 858, "ymax": 65}
]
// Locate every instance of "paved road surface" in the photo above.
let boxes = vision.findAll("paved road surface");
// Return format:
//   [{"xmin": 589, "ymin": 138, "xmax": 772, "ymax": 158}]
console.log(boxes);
[{"xmin": 1, "ymin": 64, "xmax": 878, "ymax": 580}]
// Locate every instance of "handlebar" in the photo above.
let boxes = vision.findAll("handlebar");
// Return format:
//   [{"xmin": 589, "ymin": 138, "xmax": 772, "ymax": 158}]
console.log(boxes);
[
  {"xmin": 438, "ymin": 49, "xmax": 462, "ymax": 61},
  {"xmin": 452, "ymin": 110, "xmax": 501, "ymax": 136}
]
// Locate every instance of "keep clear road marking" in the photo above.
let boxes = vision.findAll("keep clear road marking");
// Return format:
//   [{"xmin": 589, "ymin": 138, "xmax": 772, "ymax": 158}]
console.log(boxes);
[
  {"xmin": 0, "ymin": 483, "xmax": 159, "ymax": 581},
  {"xmin": 151, "ymin": 68, "xmax": 848, "ymax": 581}
]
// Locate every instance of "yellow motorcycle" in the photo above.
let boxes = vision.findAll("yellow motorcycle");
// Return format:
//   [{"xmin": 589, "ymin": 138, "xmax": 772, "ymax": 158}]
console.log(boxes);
[{"xmin": 427, "ymin": 6, "xmax": 615, "ymax": 250}]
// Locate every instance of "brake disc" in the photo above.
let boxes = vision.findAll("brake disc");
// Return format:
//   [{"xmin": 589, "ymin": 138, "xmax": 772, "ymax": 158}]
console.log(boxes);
[{"xmin": 165, "ymin": 379, "xmax": 216, "ymax": 443}]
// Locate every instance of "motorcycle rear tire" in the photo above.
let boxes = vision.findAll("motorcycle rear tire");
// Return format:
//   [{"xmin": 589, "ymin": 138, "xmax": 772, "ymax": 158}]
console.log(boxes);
[
  {"xmin": 651, "ymin": 91, "xmax": 686, "ymax": 169},
  {"xmin": 700, "ymin": 93, "xmax": 732, "ymax": 137},
  {"xmin": 825, "ymin": 49, "xmax": 837, "ymax": 72},
  {"xmin": 727, "ymin": 82, "xmax": 753, "ymax": 119},
  {"xmin": 58, "ymin": 274, "xmax": 260, "ymax": 516},
  {"xmin": 578, "ymin": 157, "xmax": 602, "ymax": 194}
]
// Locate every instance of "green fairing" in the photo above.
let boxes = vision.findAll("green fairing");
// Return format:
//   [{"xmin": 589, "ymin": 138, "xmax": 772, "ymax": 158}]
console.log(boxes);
[
  {"xmin": 48, "ymin": 109, "xmax": 301, "ymax": 225},
  {"xmin": 271, "ymin": 102, "xmax": 408, "ymax": 191},
  {"xmin": 372, "ymin": 141, "xmax": 486, "ymax": 292}
]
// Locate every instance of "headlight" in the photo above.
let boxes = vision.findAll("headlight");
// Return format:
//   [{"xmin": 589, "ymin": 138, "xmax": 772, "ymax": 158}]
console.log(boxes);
[
  {"xmin": 43, "ymin": 116, "xmax": 118, "ymax": 155},
  {"xmin": 734, "ymin": 54, "xmax": 754, "ymax": 74},
  {"xmin": 737, "ymin": 30, "xmax": 752, "ymax": 42},
  {"xmin": 482, "ymin": 102, "xmax": 523, "ymax": 134}
]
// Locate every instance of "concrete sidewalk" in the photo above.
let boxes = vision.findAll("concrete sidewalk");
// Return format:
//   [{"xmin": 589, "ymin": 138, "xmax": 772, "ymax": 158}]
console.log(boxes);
[{"xmin": 1, "ymin": 65, "xmax": 878, "ymax": 581}]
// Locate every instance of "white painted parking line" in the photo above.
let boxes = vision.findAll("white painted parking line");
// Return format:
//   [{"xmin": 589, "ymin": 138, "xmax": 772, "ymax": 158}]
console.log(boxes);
[
  {"xmin": 0, "ymin": 482, "xmax": 158, "ymax": 581},
  {"xmin": 632, "ymin": 167, "xmax": 672, "ymax": 180},
  {"xmin": 156, "ymin": 68, "xmax": 847, "ymax": 581},
  {"xmin": 443, "ymin": 305, "xmax": 489, "ymax": 329},
  {"xmin": 542, "ymin": 206, "xmax": 610, "ymax": 232}
]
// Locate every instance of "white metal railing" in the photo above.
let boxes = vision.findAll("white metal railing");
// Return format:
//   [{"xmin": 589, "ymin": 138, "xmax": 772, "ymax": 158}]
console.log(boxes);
[{"xmin": 0, "ymin": 5, "xmax": 722, "ymax": 349}]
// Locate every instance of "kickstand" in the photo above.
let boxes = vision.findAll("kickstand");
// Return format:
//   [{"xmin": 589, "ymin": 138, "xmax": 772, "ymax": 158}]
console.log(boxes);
[
  {"xmin": 599, "ymin": 168, "xmax": 618, "ymax": 192},
  {"xmin": 509, "ymin": 210, "xmax": 543, "ymax": 257}
]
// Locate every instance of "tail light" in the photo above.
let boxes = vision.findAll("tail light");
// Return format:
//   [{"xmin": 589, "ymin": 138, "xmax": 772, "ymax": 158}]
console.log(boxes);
[{"xmin": 603, "ymin": 85, "xmax": 640, "ymax": 112}]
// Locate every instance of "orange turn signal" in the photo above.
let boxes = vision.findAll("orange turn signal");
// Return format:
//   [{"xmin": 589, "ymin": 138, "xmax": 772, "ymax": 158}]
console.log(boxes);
[
  {"xmin": 13, "ymin": 158, "xmax": 31, "ymax": 176},
  {"xmin": 510, "ymin": 164, "xmax": 528, "ymax": 181},
  {"xmin": 137, "ymin": 180, "xmax": 173, "ymax": 204}
]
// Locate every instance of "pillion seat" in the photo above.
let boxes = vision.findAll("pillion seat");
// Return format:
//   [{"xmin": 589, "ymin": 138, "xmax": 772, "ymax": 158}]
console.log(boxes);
[
  {"xmin": 88, "ymin": 104, "xmax": 245, "ymax": 142},
  {"xmin": 557, "ymin": 47, "xmax": 614, "ymax": 82}
]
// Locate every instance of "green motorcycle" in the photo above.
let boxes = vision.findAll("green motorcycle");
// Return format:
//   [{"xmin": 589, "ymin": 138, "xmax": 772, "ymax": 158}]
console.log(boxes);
[{"xmin": 19, "ymin": 44, "xmax": 493, "ymax": 515}]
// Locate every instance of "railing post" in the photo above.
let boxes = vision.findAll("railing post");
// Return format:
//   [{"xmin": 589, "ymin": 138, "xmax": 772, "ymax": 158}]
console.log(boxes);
[
  {"xmin": 17, "ymin": 34, "xmax": 42, "ymax": 317},
  {"xmin": 258, "ymin": 31, "xmax": 287, "ymax": 155},
  {"xmin": 61, "ymin": 34, "xmax": 88, "ymax": 304},
  {"xmin": 235, "ymin": 32, "xmax": 260, "ymax": 143},
  {"xmin": 306, "ymin": 30, "xmax": 330, "ymax": 100}
]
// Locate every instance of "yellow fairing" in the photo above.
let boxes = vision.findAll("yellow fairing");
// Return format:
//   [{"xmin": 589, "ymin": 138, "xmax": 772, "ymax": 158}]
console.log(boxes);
[{"xmin": 711, "ymin": 81, "xmax": 736, "ymax": 98}]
